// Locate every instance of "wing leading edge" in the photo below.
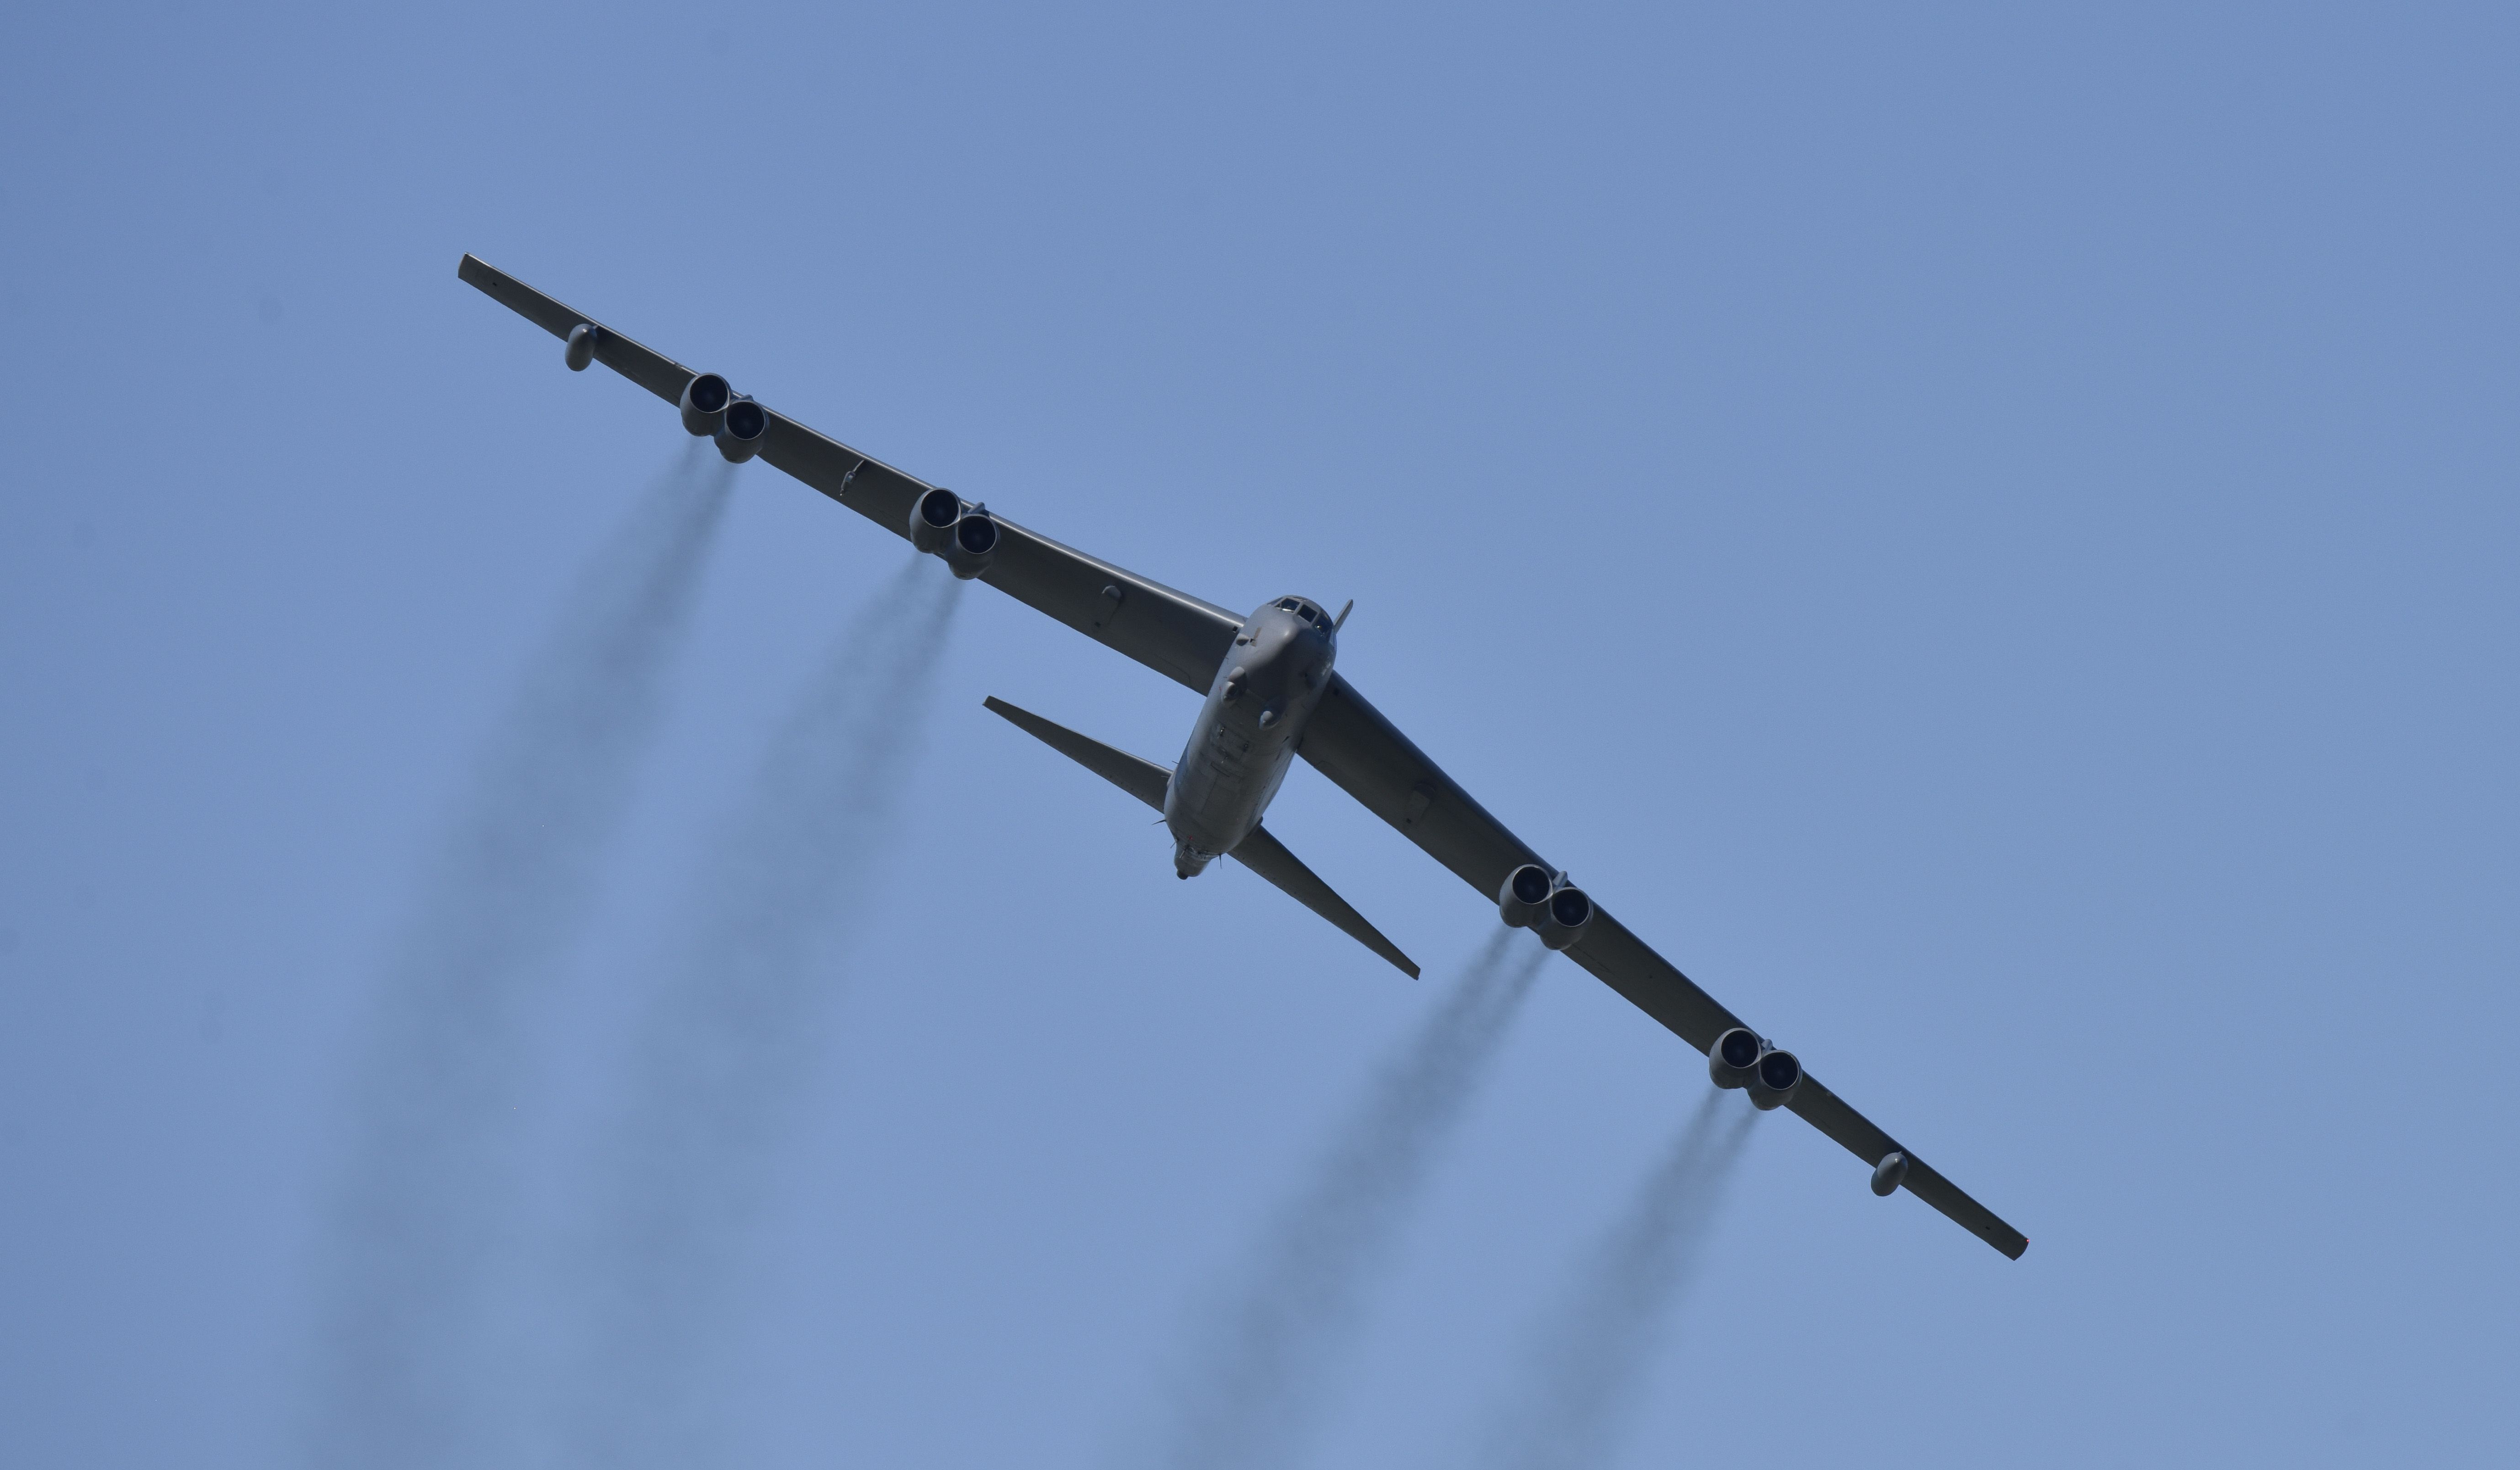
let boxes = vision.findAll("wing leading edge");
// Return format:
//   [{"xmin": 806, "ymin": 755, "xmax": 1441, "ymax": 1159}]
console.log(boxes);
[{"xmin": 458, "ymin": 254, "xmax": 2025, "ymax": 1259}]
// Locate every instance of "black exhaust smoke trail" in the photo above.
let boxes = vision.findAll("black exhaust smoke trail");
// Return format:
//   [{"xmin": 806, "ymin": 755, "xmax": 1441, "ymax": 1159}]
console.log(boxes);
[
  {"xmin": 561, "ymin": 557, "xmax": 962, "ymax": 1470},
  {"xmin": 1138, "ymin": 928, "xmax": 1548, "ymax": 1470},
  {"xmin": 1471, "ymin": 1090, "xmax": 1757, "ymax": 1470},
  {"xmin": 303, "ymin": 446, "xmax": 734, "ymax": 1470}
]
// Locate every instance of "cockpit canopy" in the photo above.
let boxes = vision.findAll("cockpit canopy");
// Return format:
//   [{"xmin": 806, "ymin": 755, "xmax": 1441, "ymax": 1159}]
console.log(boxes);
[{"xmin": 1274, "ymin": 596, "xmax": 1334, "ymax": 632}]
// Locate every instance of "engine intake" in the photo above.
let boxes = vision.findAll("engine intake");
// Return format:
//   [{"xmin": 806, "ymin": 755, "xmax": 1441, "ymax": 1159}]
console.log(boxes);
[
  {"xmin": 679, "ymin": 372, "xmax": 733, "ymax": 437},
  {"xmin": 1707, "ymin": 1027, "xmax": 1762, "ymax": 1090},
  {"xmin": 1707, "ymin": 1026, "xmax": 1801, "ymax": 1109},
  {"xmin": 942, "ymin": 509, "xmax": 999, "ymax": 579},
  {"xmin": 1496, "ymin": 863, "xmax": 1591, "ymax": 950},
  {"xmin": 1747, "ymin": 1046, "xmax": 1802, "ymax": 1111},
  {"xmin": 1496, "ymin": 864, "xmax": 1553, "ymax": 928},
  {"xmin": 909, "ymin": 487, "xmax": 962, "ymax": 553},
  {"xmin": 1531, "ymin": 883, "xmax": 1591, "ymax": 951},
  {"xmin": 715, "ymin": 397, "xmax": 767, "ymax": 463}
]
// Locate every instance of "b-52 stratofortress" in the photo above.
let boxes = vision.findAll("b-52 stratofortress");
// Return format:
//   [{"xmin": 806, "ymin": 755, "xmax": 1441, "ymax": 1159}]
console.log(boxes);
[{"xmin": 459, "ymin": 254, "xmax": 2027, "ymax": 1259}]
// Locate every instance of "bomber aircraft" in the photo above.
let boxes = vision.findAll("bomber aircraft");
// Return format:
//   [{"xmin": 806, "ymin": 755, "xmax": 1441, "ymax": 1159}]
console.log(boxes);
[{"xmin": 459, "ymin": 255, "xmax": 2027, "ymax": 1259}]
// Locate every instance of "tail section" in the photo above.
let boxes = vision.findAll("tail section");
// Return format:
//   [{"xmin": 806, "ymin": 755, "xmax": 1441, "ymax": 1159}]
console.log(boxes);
[
  {"xmin": 983, "ymin": 695, "xmax": 1169, "ymax": 810},
  {"xmin": 1226, "ymin": 825, "xmax": 1420, "ymax": 978},
  {"xmin": 983, "ymin": 696, "xmax": 1419, "ymax": 978}
]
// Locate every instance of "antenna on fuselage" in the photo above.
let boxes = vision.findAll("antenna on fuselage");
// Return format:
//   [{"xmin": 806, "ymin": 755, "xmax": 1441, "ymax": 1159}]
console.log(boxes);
[{"xmin": 1333, "ymin": 599, "xmax": 1353, "ymax": 632}]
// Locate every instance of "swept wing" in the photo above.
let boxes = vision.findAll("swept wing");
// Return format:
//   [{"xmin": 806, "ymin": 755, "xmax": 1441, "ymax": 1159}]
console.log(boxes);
[{"xmin": 457, "ymin": 255, "xmax": 2026, "ymax": 1259}]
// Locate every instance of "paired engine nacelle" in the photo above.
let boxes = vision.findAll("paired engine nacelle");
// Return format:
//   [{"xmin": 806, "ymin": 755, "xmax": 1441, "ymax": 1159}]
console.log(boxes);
[
  {"xmin": 675, "ymin": 372, "xmax": 768, "ymax": 463},
  {"xmin": 907, "ymin": 486, "xmax": 999, "ymax": 579},
  {"xmin": 1496, "ymin": 863, "xmax": 1592, "ymax": 951},
  {"xmin": 1710, "ymin": 1027, "xmax": 1909, "ymax": 1194},
  {"xmin": 1706, "ymin": 1025, "xmax": 1802, "ymax": 1111}
]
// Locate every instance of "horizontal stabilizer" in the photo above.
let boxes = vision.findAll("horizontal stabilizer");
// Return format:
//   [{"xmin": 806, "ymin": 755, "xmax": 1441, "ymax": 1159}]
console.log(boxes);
[
  {"xmin": 983, "ymin": 695, "xmax": 1169, "ymax": 809},
  {"xmin": 1230, "ymin": 826, "xmax": 1421, "ymax": 979},
  {"xmin": 983, "ymin": 695, "xmax": 1418, "ymax": 978}
]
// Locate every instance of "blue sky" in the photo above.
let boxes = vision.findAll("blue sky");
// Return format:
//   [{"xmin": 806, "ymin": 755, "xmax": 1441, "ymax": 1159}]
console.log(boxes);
[{"xmin": 2, "ymin": 3, "xmax": 2513, "ymax": 1466}]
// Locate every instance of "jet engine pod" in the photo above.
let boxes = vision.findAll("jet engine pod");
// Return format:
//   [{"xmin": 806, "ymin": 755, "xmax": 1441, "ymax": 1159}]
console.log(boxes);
[
  {"xmin": 1707, "ymin": 1027, "xmax": 1762, "ymax": 1090},
  {"xmin": 942, "ymin": 509, "xmax": 999, "ymax": 579},
  {"xmin": 1871, "ymin": 1150, "xmax": 1909, "ymax": 1196},
  {"xmin": 908, "ymin": 488, "xmax": 962, "ymax": 553},
  {"xmin": 1530, "ymin": 883, "xmax": 1592, "ymax": 951},
  {"xmin": 1496, "ymin": 864, "xmax": 1553, "ymax": 929},
  {"xmin": 1746, "ymin": 1046, "xmax": 1802, "ymax": 1111},
  {"xmin": 714, "ymin": 397, "xmax": 767, "ymax": 463},
  {"xmin": 679, "ymin": 372, "xmax": 733, "ymax": 436},
  {"xmin": 564, "ymin": 323, "xmax": 597, "ymax": 371}
]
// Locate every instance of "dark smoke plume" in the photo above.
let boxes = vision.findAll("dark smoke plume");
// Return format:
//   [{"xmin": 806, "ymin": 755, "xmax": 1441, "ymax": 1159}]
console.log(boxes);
[
  {"xmin": 303, "ymin": 448, "xmax": 734, "ymax": 1470},
  {"xmin": 1472, "ymin": 1089, "xmax": 1757, "ymax": 1470},
  {"xmin": 559, "ymin": 557, "xmax": 962, "ymax": 1470},
  {"xmin": 1136, "ymin": 929, "xmax": 1548, "ymax": 1470}
]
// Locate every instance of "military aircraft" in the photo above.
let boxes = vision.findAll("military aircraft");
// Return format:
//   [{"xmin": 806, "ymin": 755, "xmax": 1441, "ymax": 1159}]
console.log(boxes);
[{"xmin": 459, "ymin": 254, "xmax": 2027, "ymax": 1260}]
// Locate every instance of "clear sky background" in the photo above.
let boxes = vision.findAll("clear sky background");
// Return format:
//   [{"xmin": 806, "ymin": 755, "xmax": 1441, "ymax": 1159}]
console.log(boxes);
[{"xmin": 3, "ymin": 3, "xmax": 2514, "ymax": 1466}]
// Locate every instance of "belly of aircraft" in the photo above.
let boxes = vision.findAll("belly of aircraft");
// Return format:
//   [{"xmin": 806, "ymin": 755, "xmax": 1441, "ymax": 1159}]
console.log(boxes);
[
  {"xmin": 1167, "ymin": 597, "xmax": 1337, "ymax": 870},
  {"xmin": 1167, "ymin": 710, "xmax": 1293, "ymax": 859}
]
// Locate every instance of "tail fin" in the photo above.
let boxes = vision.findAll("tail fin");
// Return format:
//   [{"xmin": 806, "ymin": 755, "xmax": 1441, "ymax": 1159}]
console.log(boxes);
[{"xmin": 983, "ymin": 696, "xmax": 1419, "ymax": 979}]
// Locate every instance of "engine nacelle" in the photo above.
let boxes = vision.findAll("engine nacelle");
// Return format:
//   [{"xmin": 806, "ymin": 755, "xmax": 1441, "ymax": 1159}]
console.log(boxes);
[
  {"xmin": 1707, "ymin": 1027, "xmax": 1800, "ymax": 1108},
  {"xmin": 679, "ymin": 372, "xmax": 733, "ymax": 437},
  {"xmin": 908, "ymin": 487, "xmax": 962, "ymax": 553},
  {"xmin": 1530, "ymin": 883, "xmax": 1591, "ymax": 951},
  {"xmin": 942, "ymin": 509, "xmax": 999, "ymax": 579},
  {"xmin": 1497, "ymin": 863, "xmax": 1591, "ymax": 949},
  {"xmin": 1707, "ymin": 1027, "xmax": 1762, "ymax": 1090},
  {"xmin": 715, "ymin": 396, "xmax": 767, "ymax": 463},
  {"xmin": 1496, "ymin": 864, "xmax": 1553, "ymax": 928},
  {"xmin": 564, "ymin": 323, "xmax": 597, "ymax": 371},
  {"xmin": 1746, "ymin": 1046, "xmax": 1802, "ymax": 1111}
]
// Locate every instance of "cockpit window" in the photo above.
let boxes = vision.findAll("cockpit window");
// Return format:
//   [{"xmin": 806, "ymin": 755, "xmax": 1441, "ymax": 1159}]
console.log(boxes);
[{"xmin": 1272, "ymin": 596, "xmax": 1332, "ymax": 631}]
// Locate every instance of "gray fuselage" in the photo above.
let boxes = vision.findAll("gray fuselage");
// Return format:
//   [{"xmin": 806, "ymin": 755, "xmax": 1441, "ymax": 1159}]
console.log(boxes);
[{"xmin": 1164, "ymin": 596, "xmax": 1339, "ymax": 877}]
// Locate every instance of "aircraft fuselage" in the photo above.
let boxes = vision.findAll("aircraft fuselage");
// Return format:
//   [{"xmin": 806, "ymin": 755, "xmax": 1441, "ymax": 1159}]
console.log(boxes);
[{"xmin": 1164, "ymin": 596, "xmax": 1339, "ymax": 876}]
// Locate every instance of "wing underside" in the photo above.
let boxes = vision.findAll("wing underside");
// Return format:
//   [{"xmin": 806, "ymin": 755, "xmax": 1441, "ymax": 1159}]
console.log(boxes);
[{"xmin": 461, "ymin": 254, "xmax": 2024, "ymax": 1259}]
